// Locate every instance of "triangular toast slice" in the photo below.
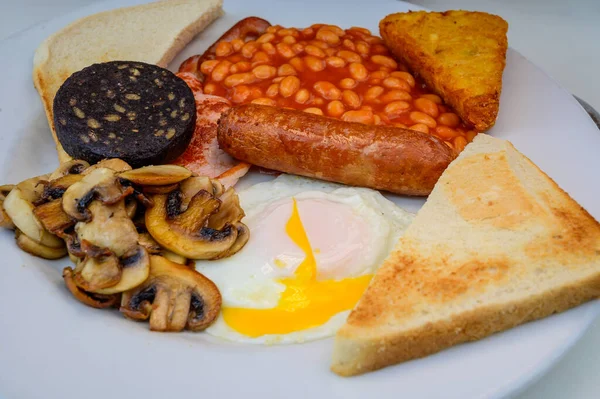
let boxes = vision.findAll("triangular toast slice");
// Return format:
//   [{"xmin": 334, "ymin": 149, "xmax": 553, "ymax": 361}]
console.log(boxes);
[
  {"xmin": 33, "ymin": 0, "xmax": 223, "ymax": 162},
  {"xmin": 332, "ymin": 134, "xmax": 600, "ymax": 376},
  {"xmin": 380, "ymin": 11, "xmax": 508, "ymax": 132}
]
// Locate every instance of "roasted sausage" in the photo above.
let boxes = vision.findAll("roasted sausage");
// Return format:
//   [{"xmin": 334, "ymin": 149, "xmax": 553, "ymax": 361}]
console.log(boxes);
[{"xmin": 217, "ymin": 104, "xmax": 457, "ymax": 196}]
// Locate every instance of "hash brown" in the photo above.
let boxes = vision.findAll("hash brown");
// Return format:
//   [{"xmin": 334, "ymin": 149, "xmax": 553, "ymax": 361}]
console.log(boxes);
[{"xmin": 379, "ymin": 11, "xmax": 508, "ymax": 131}]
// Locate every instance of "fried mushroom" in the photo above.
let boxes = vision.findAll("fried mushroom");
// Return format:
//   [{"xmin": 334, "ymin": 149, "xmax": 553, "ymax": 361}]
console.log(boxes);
[
  {"xmin": 72, "ymin": 242, "xmax": 150, "ymax": 295},
  {"xmin": 49, "ymin": 159, "xmax": 90, "ymax": 180},
  {"xmin": 138, "ymin": 232, "xmax": 189, "ymax": 265},
  {"xmin": 82, "ymin": 159, "xmax": 132, "ymax": 175},
  {"xmin": 125, "ymin": 197, "xmax": 138, "ymax": 219},
  {"xmin": 205, "ymin": 188, "xmax": 249, "ymax": 260},
  {"xmin": 63, "ymin": 267, "xmax": 120, "ymax": 309},
  {"xmin": 121, "ymin": 255, "xmax": 221, "ymax": 332},
  {"xmin": 162, "ymin": 250, "xmax": 189, "ymax": 265},
  {"xmin": 1, "ymin": 162, "xmax": 245, "ymax": 333},
  {"xmin": 92, "ymin": 246, "xmax": 150, "ymax": 295},
  {"xmin": 142, "ymin": 183, "xmax": 179, "ymax": 195},
  {"xmin": 33, "ymin": 199, "xmax": 75, "ymax": 235},
  {"xmin": 144, "ymin": 175, "xmax": 248, "ymax": 260},
  {"xmin": 67, "ymin": 178, "xmax": 149, "ymax": 294},
  {"xmin": 147, "ymin": 176, "xmax": 250, "ymax": 260},
  {"xmin": 38, "ymin": 174, "xmax": 84, "ymax": 204},
  {"xmin": 137, "ymin": 232, "xmax": 163, "ymax": 254},
  {"xmin": 211, "ymin": 223, "xmax": 250, "ymax": 260},
  {"xmin": 58, "ymin": 230, "xmax": 84, "ymax": 259},
  {"xmin": 206, "ymin": 188, "xmax": 245, "ymax": 230},
  {"xmin": 75, "ymin": 200, "xmax": 138, "ymax": 257},
  {"xmin": 0, "ymin": 184, "xmax": 16, "ymax": 229},
  {"xmin": 62, "ymin": 168, "xmax": 133, "ymax": 222},
  {"xmin": 0, "ymin": 185, "xmax": 15, "ymax": 199},
  {"xmin": 118, "ymin": 165, "xmax": 192, "ymax": 186},
  {"xmin": 179, "ymin": 176, "xmax": 219, "ymax": 210},
  {"xmin": 145, "ymin": 188, "xmax": 239, "ymax": 259},
  {"xmin": 73, "ymin": 251, "xmax": 121, "ymax": 291},
  {"xmin": 3, "ymin": 175, "xmax": 64, "ymax": 248},
  {"xmin": 15, "ymin": 229, "xmax": 67, "ymax": 259}
]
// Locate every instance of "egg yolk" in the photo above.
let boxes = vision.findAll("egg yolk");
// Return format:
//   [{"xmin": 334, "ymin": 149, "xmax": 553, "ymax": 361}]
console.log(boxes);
[{"xmin": 222, "ymin": 198, "xmax": 373, "ymax": 337}]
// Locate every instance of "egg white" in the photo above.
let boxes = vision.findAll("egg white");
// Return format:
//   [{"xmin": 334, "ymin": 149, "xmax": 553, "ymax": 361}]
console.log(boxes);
[{"xmin": 195, "ymin": 174, "xmax": 414, "ymax": 344}]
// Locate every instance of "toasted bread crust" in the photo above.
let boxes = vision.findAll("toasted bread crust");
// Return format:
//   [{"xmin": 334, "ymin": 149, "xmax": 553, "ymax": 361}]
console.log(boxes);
[
  {"xmin": 331, "ymin": 134, "xmax": 600, "ymax": 376},
  {"xmin": 32, "ymin": 0, "xmax": 223, "ymax": 163},
  {"xmin": 332, "ymin": 273, "xmax": 600, "ymax": 376},
  {"xmin": 379, "ymin": 11, "xmax": 508, "ymax": 131}
]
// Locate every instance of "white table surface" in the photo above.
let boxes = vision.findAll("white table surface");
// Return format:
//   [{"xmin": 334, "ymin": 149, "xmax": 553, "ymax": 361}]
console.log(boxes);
[{"xmin": 0, "ymin": 0, "xmax": 598, "ymax": 398}]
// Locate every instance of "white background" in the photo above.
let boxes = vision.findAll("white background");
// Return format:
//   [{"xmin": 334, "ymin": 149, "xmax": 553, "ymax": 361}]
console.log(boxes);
[{"xmin": 0, "ymin": 0, "xmax": 598, "ymax": 398}]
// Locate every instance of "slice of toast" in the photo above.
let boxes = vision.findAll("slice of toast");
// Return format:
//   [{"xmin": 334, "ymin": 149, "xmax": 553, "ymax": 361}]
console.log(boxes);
[
  {"xmin": 331, "ymin": 134, "xmax": 600, "ymax": 376},
  {"xmin": 33, "ymin": 0, "xmax": 223, "ymax": 163},
  {"xmin": 380, "ymin": 11, "xmax": 508, "ymax": 132}
]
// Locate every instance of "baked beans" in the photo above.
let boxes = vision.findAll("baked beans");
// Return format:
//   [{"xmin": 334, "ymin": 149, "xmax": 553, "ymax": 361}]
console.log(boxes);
[{"xmin": 198, "ymin": 23, "xmax": 475, "ymax": 149}]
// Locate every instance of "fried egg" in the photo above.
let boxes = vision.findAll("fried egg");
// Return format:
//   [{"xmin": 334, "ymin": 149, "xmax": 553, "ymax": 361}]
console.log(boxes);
[{"xmin": 196, "ymin": 175, "xmax": 414, "ymax": 344}]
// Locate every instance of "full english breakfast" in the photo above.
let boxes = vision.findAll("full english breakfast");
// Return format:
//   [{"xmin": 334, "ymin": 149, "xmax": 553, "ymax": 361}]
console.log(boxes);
[{"xmin": 1, "ymin": 0, "xmax": 599, "ymax": 379}]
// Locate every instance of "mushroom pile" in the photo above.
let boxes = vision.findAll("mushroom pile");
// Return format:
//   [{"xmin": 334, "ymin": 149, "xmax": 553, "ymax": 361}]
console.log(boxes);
[{"xmin": 0, "ymin": 159, "xmax": 249, "ymax": 332}]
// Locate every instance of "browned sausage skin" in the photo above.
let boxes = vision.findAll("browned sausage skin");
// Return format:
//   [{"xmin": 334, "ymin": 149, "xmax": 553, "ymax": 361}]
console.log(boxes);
[{"xmin": 217, "ymin": 104, "xmax": 456, "ymax": 196}]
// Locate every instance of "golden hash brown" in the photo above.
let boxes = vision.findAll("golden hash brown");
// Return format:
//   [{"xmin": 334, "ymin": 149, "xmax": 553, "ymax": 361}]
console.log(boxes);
[{"xmin": 379, "ymin": 10, "xmax": 508, "ymax": 131}]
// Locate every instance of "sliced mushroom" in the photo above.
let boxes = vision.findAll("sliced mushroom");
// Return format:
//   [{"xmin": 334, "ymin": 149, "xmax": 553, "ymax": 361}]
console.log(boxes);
[
  {"xmin": 120, "ymin": 255, "xmax": 221, "ymax": 332},
  {"xmin": 0, "ymin": 185, "xmax": 15, "ymax": 229},
  {"xmin": 0, "ymin": 184, "xmax": 15, "ymax": 200},
  {"xmin": 138, "ymin": 232, "xmax": 163, "ymax": 254},
  {"xmin": 179, "ymin": 176, "xmax": 215, "ymax": 211},
  {"xmin": 125, "ymin": 197, "xmax": 138, "ymax": 219},
  {"xmin": 3, "ymin": 175, "xmax": 64, "ymax": 248},
  {"xmin": 205, "ymin": 188, "xmax": 248, "ymax": 260},
  {"xmin": 76, "ymin": 200, "xmax": 139, "ymax": 257},
  {"xmin": 82, "ymin": 159, "xmax": 132, "ymax": 175},
  {"xmin": 15, "ymin": 229, "xmax": 67, "ymax": 259},
  {"xmin": 74, "ymin": 251, "xmax": 122, "ymax": 291},
  {"xmin": 33, "ymin": 198, "xmax": 75, "ymax": 234},
  {"xmin": 0, "ymin": 206, "xmax": 14, "ymax": 229},
  {"xmin": 145, "ymin": 188, "xmax": 239, "ymax": 259},
  {"xmin": 138, "ymin": 232, "xmax": 188, "ymax": 265},
  {"xmin": 38, "ymin": 174, "xmax": 85, "ymax": 204},
  {"xmin": 162, "ymin": 250, "xmax": 188, "ymax": 265},
  {"xmin": 207, "ymin": 188, "xmax": 245, "ymax": 229},
  {"xmin": 49, "ymin": 160, "xmax": 90, "ymax": 180},
  {"xmin": 119, "ymin": 165, "xmax": 192, "ymax": 186},
  {"xmin": 63, "ymin": 267, "xmax": 120, "ymax": 309},
  {"xmin": 93, "ymin": 246, "xmax": 150, "ymax": 295},
  {"xmin": 58, "ymin": 230, "xmax": 84, "ymax": 259},
  {"xmin": 142, "ymin": 183, "xmax": 179, "ymax": 195},
  {"xmin": 61, "ymin": 232, "xmax": 87, "ymax": 265},
  {"xmin": 211, "ymin": 223, "xmax": 250, "ymax": 260},
  {"xmin": 211, "ymin": 179, "xmax": 225, "ymax": 198},
  {"xmin": 117, "ymin": 178, "xmax": 154, "ymax": 208},
  {"xmin": 72, "ymin": 244, "xmax": 150, "ymax": 295},
  {"xmin": 62, "ymin": 168, "xmax": 133, "ymax": 221}
]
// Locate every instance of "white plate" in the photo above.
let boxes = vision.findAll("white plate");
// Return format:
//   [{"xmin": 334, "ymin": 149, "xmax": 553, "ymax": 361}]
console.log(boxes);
[{"xmin": 0, "ymin": 0, "xmax": 599, "ymax": 398}]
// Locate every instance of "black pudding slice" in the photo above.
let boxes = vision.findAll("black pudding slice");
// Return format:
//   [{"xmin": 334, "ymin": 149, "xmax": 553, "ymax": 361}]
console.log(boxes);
[{"xmin": 53, "ymin": 61, "xmax": 196, "ymax": 167}]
